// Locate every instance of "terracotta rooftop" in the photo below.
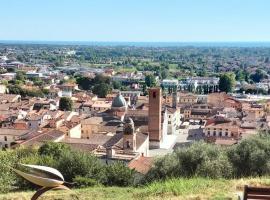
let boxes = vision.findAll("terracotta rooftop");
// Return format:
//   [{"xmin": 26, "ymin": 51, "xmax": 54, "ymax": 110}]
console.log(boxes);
[
  {"xmin": 128, "ymin": 156, "xmax": 153, "ymax": 174},
  {"xmin": 0, "ymin": 128, "xmax": 30, "ymax": 136},
  {"xmin": 19, "ymin": 130, "xmax": 65, "ymax": 146},
  {"xmin": 215, "ymin": 139, "xmax": 238, "ymax": 146}
]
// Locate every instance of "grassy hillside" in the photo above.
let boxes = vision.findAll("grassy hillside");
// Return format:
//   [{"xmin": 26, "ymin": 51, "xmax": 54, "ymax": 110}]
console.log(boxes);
[{"xmin": 1, "ymin": 177, "xmax": 270, "ymax": 200}]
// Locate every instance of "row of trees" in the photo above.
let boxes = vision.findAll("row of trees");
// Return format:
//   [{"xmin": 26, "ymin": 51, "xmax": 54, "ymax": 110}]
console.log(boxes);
[
  {"xmin": 2, "ymin": 135, "xmax": 270, "ymax": 193},
  {"xmin": 8, "ymin": 85, "xmax": 48, "ymax": 97},
  {"xmin": 145, "ymin": 134, "xmax": 270, "ymax": 183},
  {"xmin": 0, "ymin": 143, "xmax": 135, "ymax": 193},
  {"xmin": 76, "ymin": 74, "xmax": 112, "ymax": 98}
]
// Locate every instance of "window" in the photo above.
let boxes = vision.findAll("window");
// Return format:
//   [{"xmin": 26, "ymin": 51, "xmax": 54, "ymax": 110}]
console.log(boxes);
[
  {"xmin": 219, "ymin": 132, "xmax": 222, "ymax": 137},
  {"xmin": 4, "ymin": 144, "xmax": 8, "ymax": 149},
  {"xmin": 4, "ymin": 136, "xmax": 7, "ymax": 141},
  {"xmin": 153, "ymin": 92, "xmax": 156, "ymax": 98},
  {"xmin": 231, "ymin": 133, "xmax": 234, "ymax": 137},
  {"xmin": 213, "ymin": 131, "xmax": 216, "ymax": 136},
  {"xmin": 126, "ymin": 141, "xmax": 130, "ymax": 148},
  {"xmin": 207, "ymin": 131, "xmax": 210, "ymax": 136},
  {"xmin": 225, "ymin": 132, "xmax": 228, "ymax": 136}
]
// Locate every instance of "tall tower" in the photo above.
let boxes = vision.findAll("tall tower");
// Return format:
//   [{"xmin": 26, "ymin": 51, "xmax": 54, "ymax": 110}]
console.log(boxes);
[
  {"xmin": 172, "ymin": 86, "xmax": 177, "ymax": 108},
  {"xmin": 148, "ymin": 87, "xmax": 162, "ymax": 145},
  {"xmin": 123, "ymin": 118, "xmax": 136, "ymax": 152}
]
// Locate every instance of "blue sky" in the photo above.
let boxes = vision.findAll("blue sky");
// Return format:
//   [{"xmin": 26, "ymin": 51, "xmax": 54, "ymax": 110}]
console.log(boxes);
[{"xmin": 1, "ymin": 0, "xmax": 270, "ymax": 42}]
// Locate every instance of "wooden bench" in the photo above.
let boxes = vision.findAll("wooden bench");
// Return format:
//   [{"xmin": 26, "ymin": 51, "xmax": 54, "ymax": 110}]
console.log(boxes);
[{"xmin": 243, "ymin": 185, "xmax": 270, "ymax": 200}]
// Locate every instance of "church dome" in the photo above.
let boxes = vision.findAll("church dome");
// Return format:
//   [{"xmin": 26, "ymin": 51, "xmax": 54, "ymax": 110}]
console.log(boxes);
[{"xmin": 112, "ymin": 93, "xmax": 127, "ymax": 108}]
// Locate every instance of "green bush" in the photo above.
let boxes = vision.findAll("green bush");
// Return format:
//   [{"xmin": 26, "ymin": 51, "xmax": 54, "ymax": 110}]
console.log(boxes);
[
  {"xmin": 176, "ymin": 142, "xmax": 233, "ymax": 178},
  {"xmin": 38, "ymin": 142, "xmax": 71, "ymax": 159},
  {"xmin": 3, "ymin": 135, "xmax": 270, "ymax": 193},
  {"xmin": 144, "ymin": 154, "xmax": 178, "ymax": 182},
  {"xmin": 57, "ymin": 150, "xmax": 105, "ymax": 182},
  {"xmin": 146, "ymin": 142, "xmax": 233, "ymax": 181},
  {"xmin": 0, "ymin": 150, "xmax": 18, "ymax": 193},
  {"xmin": 104, "ymin": 161, "xmax": 135, "ymax": 186},
  {"xmin": 146, "ymin": 135, "xmax": 270, "ymax": 182},
  {"xmin": 227, "ymin": 135, "xmax": 270, "ymax": 177}
]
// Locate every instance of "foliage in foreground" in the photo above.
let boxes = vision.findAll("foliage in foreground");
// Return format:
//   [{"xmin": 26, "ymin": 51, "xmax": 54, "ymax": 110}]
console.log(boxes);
[
  {"xmin": 145, "ymin": 134, "xmax": 270, "ymax": 182},
  {"xmin": 1, "ymin": 134, "xmax": 270, "ymax": 194},
  {"xmin": 0, "ymin": 143, "xmax": 134, "ymax": 193}
]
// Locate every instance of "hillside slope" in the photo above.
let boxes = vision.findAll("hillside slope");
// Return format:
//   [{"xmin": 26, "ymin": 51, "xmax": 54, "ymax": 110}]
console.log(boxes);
[{"xmin": 1, "ymin": 178, "xmax": 270, "ymax": 200}]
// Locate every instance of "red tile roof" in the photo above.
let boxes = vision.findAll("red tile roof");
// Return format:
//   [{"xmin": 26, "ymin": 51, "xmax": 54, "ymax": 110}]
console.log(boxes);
[{"xmin": 128, "ymin": 156, "xmax": 153, "ymax": 174}]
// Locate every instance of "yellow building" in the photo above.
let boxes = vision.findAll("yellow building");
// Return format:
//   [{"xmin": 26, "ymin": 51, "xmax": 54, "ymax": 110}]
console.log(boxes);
[
  {"xmin": 179, "ymin": 94, "xmax": 198, "ymax": 104},
  {"xmin": 81, "ymin": 117, "xmax": 103, "ymax": 139},
  {"xmin": 204, "ymin": 117, "xmax": 243, "ymax": 139}
]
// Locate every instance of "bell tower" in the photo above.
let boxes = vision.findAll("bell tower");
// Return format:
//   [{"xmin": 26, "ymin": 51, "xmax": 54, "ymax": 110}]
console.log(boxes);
[
  {"xmin": 148, "ymin": 87, "xmax": 162, "ymax": 146},
  {"xmin": 172, "ymin": 85, "xmax": 177, "ymax": 108},
  {"xmin": 123, "ymin": 118, "xmax": 136, "ymax": 151}
]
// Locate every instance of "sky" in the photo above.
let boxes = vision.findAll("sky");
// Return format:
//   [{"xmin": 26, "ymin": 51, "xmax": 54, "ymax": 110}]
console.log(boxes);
[{"xmin": 1, "ymin": 0, "xmax": 270, "ymax": 42}]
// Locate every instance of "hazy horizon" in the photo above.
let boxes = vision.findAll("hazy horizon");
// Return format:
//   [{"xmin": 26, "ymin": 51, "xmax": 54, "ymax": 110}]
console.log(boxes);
[
  {"xmin": 1, "ymin": 0, "xmax": 270, "ymax": 42},
  {"xmin": 2, "ymin": 40, "xmax": 270, "ymax": 47}
]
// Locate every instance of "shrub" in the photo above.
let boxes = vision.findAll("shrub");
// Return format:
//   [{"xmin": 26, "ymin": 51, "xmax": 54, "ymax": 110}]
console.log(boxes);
[
  {"xmin": 0, "ymin": 150, "xmax": 18, "ymax": 193},
  {"xmin": 38, "ymin": 142, "xmax": 71, "ymax": 159},
  {"xmin": 104, "ymin": 161, "xmax": 135, "ymax": 186},
  {"xmin": 227, "ymin": 135, "xmax": 270, "ymax": 177},
  {"xmin": 145, "ymin": 142, "xmax": 234, "ymax": 181},
  {"xmin": 145, "ymin": 154, "xmax": 178, "ymax": 182},
  {"xmin": 57, "ymin": 150, "xmax": 105, "ymax": 182}
]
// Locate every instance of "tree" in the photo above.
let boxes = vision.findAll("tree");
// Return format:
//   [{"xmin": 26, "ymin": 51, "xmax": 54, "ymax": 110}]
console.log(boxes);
[
  {"xmin": 104, "ymin": 161, "xmax": 135, "ymax": 186},
  {"xmin": 92, "ymin": 83, "xmax": 111, "ymax": 98},
  {"xmin": 160, "ymin": 70, "xmax": 169, "ymax": 80},
  {"xmin": 235, "ymin": 69, "xmax": 245, "ymax": 81},
  {"xmin": 250, "ymin": 69, "xmax": 266, "ymax": 83},
  {"xmin": 57, "ymin": 150, "xmax": 104, "ymax": 182},
  {"xmin": 31, "ymin": 77, "xmax": 43, "ymax": 86},
  {"xmin": 145, "ymin": 74, "xmax": 156, "ymax": 87},
  {"xmin": 39, "ymin": 142, "xmax": 71, "ymax": 159},
  {"xmin": 93, "ymin": 74, "xmax": 111, "ymax": 85},
  {"xmin": 112, "ymin": 81, "xmax": 121, "ymax": 89},
  {"xmin": 16, "ymin": 71, "xmax": 26, "ymax": 82},
  {"xmin": 76, "ymin": 76, "xmax": 92, "ymax": 90},
  {"xmin": 227, "ymin": 136, "xmax": 270, "ymax": 177},
  {"xmin": 59, "ymin": 97, "xmax": 73, "ymax": 111},
  {"xmin": 219, "ymin": 73, "xmax": 236, "ymax": 93}
]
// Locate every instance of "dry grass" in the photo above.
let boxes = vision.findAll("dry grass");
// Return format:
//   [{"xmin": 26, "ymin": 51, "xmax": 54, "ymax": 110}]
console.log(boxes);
[{"xmin": 1, "ymin": 177, "xmax": 270, "ymax": 200}]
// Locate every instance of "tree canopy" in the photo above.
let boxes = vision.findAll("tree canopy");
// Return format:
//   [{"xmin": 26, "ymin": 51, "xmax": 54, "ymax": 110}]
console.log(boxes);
[
  {"xmin": 219, "ymin": 73, "xmax": 236, "ymax": 93},
  {"xmin": 145, "ymin": 74, "xmax": 157, "ymax": 87},
  {"xmin": 92, "ymin": 83, "xmax": 111, "ymax": 98},
  {"xmin": 59, "ymin": 97, "xmax": 73, "ymax": 111}
]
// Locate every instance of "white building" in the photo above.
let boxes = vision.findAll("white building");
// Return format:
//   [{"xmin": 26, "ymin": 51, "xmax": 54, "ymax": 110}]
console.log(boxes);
[
  {"xmin": 161, "ymin": 79, "xmax": 178, "ymax": 89},
  {"xmin": 26, "ymin": 72, "xmax": 43, "ymax": 78},
  {"xmin": 0, "ymin": 128, "xmax": 30, "ymax": 149}
]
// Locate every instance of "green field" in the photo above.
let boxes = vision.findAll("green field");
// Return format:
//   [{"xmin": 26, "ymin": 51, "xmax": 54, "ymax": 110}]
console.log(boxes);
[{"xmin": 1, "ymin": 177, "xmax": 270, "ymax": 200}]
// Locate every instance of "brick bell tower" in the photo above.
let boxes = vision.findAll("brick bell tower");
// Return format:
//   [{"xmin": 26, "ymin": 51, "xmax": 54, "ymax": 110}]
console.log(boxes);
[{"xmin": 148, "ymin": 87, "xmax": 162, "ymax": 147}]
